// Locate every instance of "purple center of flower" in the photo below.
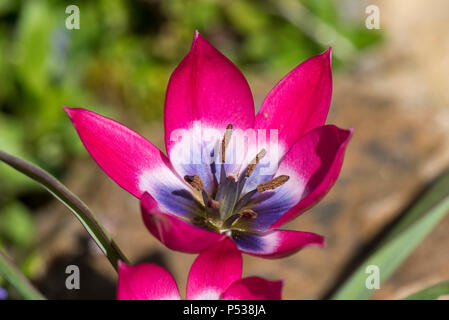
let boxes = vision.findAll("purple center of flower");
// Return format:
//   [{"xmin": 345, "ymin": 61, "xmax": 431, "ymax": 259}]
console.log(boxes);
[{"xmin": 183, "ymin": 124, "xmax": 289, "ymax": 235}]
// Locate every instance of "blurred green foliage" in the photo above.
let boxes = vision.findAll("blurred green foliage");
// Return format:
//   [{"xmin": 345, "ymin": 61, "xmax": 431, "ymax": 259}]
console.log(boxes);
[{"xmin": 0, "ymin": 0, "xmax": 380, "ymax": 278}]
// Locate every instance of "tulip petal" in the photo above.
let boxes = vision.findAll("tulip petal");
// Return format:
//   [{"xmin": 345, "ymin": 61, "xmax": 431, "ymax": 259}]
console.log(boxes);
[
  {"xmin": 141, "ymin": 192, "xmax": 224, "ymax": 253},
  {"xmin": 169, "ymin": 123, "xmax": 221, "ymax": 194},
  {"xmin": 221, "ymin": 277, "xmax": 283, "ymax": 300},
  {"xmin": 164, "ymin": 31, "xmax": 255, "ymax": 157},
  {"xmin": 239, "ymin": 125, "xmax": 351, "ymax": 231},
  {"xmin": 65, "ymin": 107, "xmax": 169, "ymax": 198},
  {"xmin": 117, "ymin": 261, "xmax": 180, "ymax": 300},
  {"xmin": 254, "ymin": 48, "xmax": 332, "ymax": 155},
  {"xmin": 233, "ymin": 229, "xmax": 324, "ymax": 259},
  {"xmin": 238, "ymin": 166, "xmax": 304, "ymax": 232},
  {"xmin": 186, "ymin": 238, "xmax": 242, "ymax": 300},
  {"xmin": 138, "ymin": 169, "xmax": 201, "ymax": 218},
  {"xmin": 65, "ymin": 107, "xmax": 196, "ymax": 217},
  {"xmin": 270, "ymin": 125, "xmax": 352, "ymax": 228}
]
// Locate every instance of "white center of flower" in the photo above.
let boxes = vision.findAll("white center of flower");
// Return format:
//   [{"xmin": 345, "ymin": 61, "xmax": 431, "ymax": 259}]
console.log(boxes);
[{"xmin": 183, "ymin": 124, "xmax": 289, "ymax": 234}]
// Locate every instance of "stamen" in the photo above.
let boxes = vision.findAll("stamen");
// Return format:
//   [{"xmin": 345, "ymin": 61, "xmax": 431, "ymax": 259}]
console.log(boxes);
[
  {"xmin": 233, "ymin": 189, "xmax": 257, "ymax": 214},
  {"xmin": 245, "ymin": 149, "xmax": 267, "ymax": 177},
  {"xmin": 239, "ymin": 209, "xmax": 257, "ymax": 219},
  {"xmin": 226, "ymin": 173, "xmax": 237, "ymax": 182},
  {"xmin": 201, "ymin": 190, "xmax": 220, "ymax": 220},
  {"xmin": 221, "ymin": 124, "xmax": 233, "ymax": 163},
  {"xmin": 256, "ymin": 175, "xmax": 290, "ymax": 192},
  {"xmin": 207, "ymin": 198, "xmax": 220, "ymax": 209},
  {"xmin": 184, "ymin": 174, "xmax": 204, "ymax": 191},
  {"xmin": 201, "ymin": 190, "xmax": 212, "ymax": 207},
  {"xmin": 225, "ymin": 209, "xmax": 258, "ymax": 229}
]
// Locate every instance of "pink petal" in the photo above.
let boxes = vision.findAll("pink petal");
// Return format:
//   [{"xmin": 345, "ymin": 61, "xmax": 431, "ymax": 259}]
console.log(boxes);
[
  {"xmin": 234, "ymin": 229, "xmax": 325, "ymax": 259},
  {"xmin": 64, "ymin": 107, "xmax": 173, "ymax": 198},
  {"xmin": 117, "ymin": 261, "xmax": 180, "ymax": 300},
  {"xmin": 186, "ymin": 238, "xmax": 242, "ymax": 300},
  {"xmin": 254, "ymin": 48, "xmax": 332, "ymax": 155},
  {"xmin": 141, "ymin": 192, "xmax": 224, "ymax": 253},
  {"xmin": 164, "ymin": 31, "xmax": 255, "ymax": 157},
  {"xmin": 270, "ymin": 125, "xmax": 352, "ymax": 229},
  {"xmin": 221, "ymin": 277, "xmax": 283, "ymax": 300}
]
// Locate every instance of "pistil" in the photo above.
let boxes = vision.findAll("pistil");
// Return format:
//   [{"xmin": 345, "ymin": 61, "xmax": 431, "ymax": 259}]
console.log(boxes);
[{"xmin": 184, "ymin": 124, "xmax": 290, "ymax": 235}]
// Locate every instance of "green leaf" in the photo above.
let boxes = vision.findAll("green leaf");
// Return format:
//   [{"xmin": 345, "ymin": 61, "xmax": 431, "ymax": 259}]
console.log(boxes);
[
  {"xmin": 331, "ymin": 170, "xmax": 449, "ymax": 299},
  {"xmin": 0, "ymin": 150, "xmax": 128, "ymax": 270},
  {"xmin": 0, "ymin": 248, "xmax": 45, "ymax": 300},
  {"xmin": 404, "ymin": 280, "xmax": 449, "ymax": 300}
]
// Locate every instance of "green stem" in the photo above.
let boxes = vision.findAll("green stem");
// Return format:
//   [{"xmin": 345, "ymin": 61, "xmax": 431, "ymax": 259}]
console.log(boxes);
[
  {"xmin": 329, "ymin": 169, "xmax": 449, "ymax": 300},
  {"xmin": 0, "ymin": 248, "xmax": 45, "ymax": 300},
  {"xmin": 0, "ymin": 150, "xmax": 128, "ymax": 270}
]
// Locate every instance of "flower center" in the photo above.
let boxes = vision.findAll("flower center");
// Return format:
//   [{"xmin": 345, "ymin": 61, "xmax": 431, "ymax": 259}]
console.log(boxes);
[{"xmin": 183, "ymin": 124, "xmax": 289, "ymax": 234}]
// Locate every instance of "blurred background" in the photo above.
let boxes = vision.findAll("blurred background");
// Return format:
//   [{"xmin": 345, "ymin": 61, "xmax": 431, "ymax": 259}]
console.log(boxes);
[{"xmin": 1, "ymin": 0, "xmax": 449, "ymax": 299}]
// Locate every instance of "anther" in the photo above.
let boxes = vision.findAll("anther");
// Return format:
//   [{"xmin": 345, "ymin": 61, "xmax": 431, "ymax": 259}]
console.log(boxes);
[
  {"xmin": 245, "ymin": 149, "xmax": 267, "ymax": 177},
  {"xmin": 239, "ymin": 209, "xmax": 258, "ymax": 219},
  {"xmin": 256, "ymin": 175, "xmax": 290, "ymax": 192},
  {"xmin": 221, "ymin": 124, "xmax": 233, "ymax": 163},
  {"xmin": 226, "ymin": 173, "xmax": 237, "ymax": 182},
  {"xmin": 184, "ymin": 174, "xmax": 204, "ymax": 191},
  {"xmin": 207, "ymin": 198, "xmax": 220, "ymax": 209}
]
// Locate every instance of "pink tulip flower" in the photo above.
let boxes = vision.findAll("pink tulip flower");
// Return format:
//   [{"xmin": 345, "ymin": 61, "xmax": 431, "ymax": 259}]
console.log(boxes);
[
  {"xmin": 65, "ymin": 31, "xmax": 352, "ymax": 259},
  {"xmin": 117, "ymin": 238, "xmax": 282, "ymax": 300}
]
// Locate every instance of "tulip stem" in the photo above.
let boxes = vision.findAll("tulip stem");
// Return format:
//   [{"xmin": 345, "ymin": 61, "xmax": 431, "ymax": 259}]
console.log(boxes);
[
  {"xmin": 0, "ymin": 248, "xmax": 46, "ymax": 300},
  {"xmin": 0, "ymin": 150, "xmax": 128, "ymax": 271}
]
